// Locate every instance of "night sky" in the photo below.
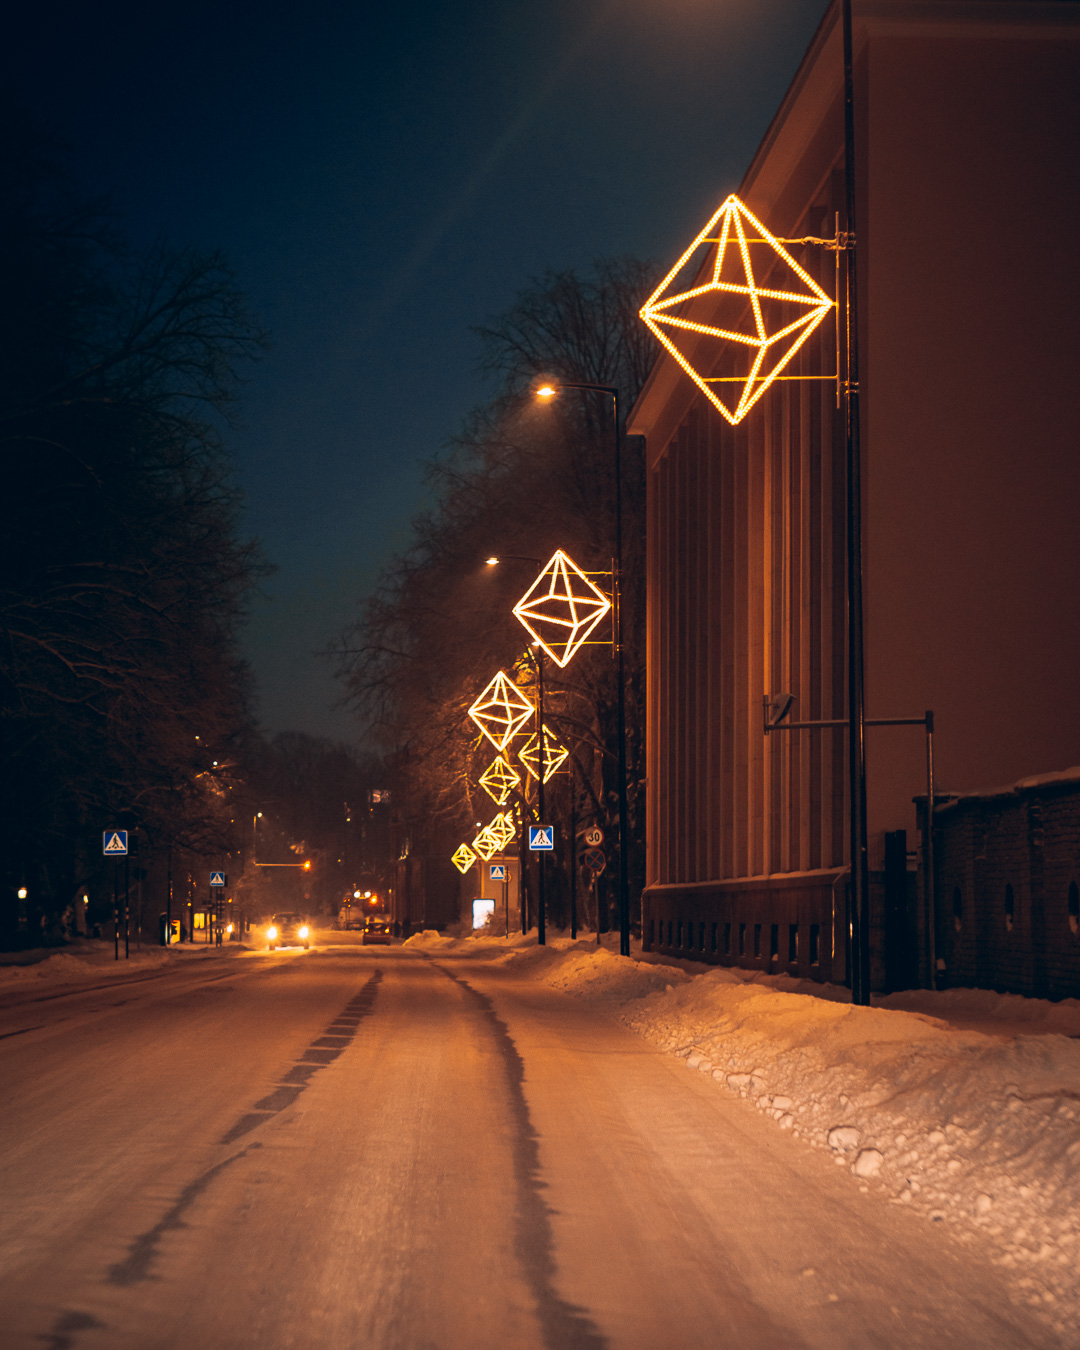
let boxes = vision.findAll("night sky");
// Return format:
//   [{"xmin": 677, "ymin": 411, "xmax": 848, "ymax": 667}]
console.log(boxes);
[{"xmin": 5, "ymin": 0, "xmax": 826, "ymax": 742}]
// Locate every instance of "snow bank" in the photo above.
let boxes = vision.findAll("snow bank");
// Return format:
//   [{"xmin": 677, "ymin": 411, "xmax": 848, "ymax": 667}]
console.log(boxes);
[
  {"xmin": 0, "ymin": 946, "xmax": 172, "ymax": 988},
  {"xmin": 520, "ymin": 946, "xmax": 1080, "ymax": 1332}
]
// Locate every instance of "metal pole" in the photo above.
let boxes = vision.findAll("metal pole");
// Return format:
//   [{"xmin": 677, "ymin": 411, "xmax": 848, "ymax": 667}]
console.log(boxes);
[
  {"xmin": 113, "ymin": 865, "xmax": 119, "ymax": 961},
  {"xmin": 611, "ymin": 389, "xmax": 631, "ymax": 957},
  {"xmin": 570, "ymin": 774, "xmax": 578, "ymax": 940},
  {"xmin": 166, "ymin": 845, "xmax": 172, "ymax": 947},
  {"xmin": 536, "ymin": 646, "xmax": 546, "ymax": 946},
  {"xmin": 842, "ymin": 0, "xmax": 870, "ymax": 1005},
  {"xmin": 925, "ymin": 710, "xmax": 936, "ymax": 987},
  {"xmin": 123, "ymin": 852, "xmax": 130, "ymax": 959}
]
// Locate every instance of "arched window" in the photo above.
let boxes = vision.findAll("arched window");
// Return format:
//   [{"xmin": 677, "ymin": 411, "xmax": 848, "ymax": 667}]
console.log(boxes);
[
  {"xmin": 952, "ymin": 886, "xmax": 963, "ymax": 933},
  {"xmin": 1069, "ymin": 881, "xmax": 1079, "ymax": 937},
  {"xmin": 1004, "ymin": 884, "xmax": 1014, "ymax": 932}
]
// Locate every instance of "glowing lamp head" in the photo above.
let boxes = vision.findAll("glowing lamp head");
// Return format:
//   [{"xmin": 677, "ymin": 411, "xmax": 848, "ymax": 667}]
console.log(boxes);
[
  {"xmin": 353, "ymin": 890, "xmax": 361, "ymax": 898},
  {"xmin": 303, "ymin": 860, "xmax": 311, "ymax": 871},
  {"xmin": 299, "ymin": 925, "xmax": 309, "ymax": 939},
  {"xmin": 535, "ymin": 385, "xmax": 556, "ymax": 399},
  {"xmin": 267, "ymin": 926, "xmax": 278, "ymax": 940},
  {"xmin": 485, "ymin": 556, "xmax": 500, "ymax": 566}
]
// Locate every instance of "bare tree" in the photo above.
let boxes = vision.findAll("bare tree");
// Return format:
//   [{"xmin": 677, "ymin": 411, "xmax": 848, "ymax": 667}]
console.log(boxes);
[{"xmin": 335, "ymin": 259, "xmax": 657, "ymax": 926}]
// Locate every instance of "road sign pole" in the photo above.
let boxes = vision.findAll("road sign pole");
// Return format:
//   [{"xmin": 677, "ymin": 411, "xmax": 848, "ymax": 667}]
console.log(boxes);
[
  {"xmin": 536, "ymin": 647, "xmax": 545, "ymax": 947},
  {"xmin": 113, "ymin": 866, "xmax": 119, "ymax": 961},
  {"xmin": 570, "ymin": 788, "xmax": 578, "ymax": 941},
  {"xmin": 124, "ymin": 852, "xmax": 130, "ymax": 959}
]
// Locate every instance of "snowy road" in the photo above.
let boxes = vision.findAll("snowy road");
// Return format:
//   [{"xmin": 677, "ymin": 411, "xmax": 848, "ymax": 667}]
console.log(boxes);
[{"xmin": 0, "ymin": 941, "xmax": 1060, "ymax": 1349}]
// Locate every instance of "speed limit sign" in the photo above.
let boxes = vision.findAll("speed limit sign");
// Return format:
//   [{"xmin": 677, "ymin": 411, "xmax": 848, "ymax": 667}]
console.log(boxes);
[{"xmin": 584, "ymin": 826, "xmax": 604, "ymax": 848}]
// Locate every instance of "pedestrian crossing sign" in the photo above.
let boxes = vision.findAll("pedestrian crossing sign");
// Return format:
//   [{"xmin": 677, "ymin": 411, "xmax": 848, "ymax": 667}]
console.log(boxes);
[
  {"xmin": 103, "ymin": 830, "xmax": 128, "ymax": 856},
  {"xmin": 210, "ymin": 872, "xmax": 227, "ymax": 887},
  {"xmin": 490, "ymin": 863, "xmax": 507, "ymax": 880},
  {"xmin": 528, "ymin": 826, "xmax": 554, "ymax": 851}
]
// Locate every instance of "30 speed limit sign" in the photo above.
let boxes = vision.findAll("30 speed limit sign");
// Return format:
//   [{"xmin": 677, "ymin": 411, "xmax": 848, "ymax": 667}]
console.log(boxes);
[{"xmin": 583, "ymin": 826, "xmax": 604, "ymax": 848}]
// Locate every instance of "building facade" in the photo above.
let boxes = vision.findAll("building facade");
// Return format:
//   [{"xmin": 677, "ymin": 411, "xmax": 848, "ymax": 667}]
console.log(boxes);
[{"xmin": 628, "ymin": 0, "xmax": 1080, "ymax": 989}]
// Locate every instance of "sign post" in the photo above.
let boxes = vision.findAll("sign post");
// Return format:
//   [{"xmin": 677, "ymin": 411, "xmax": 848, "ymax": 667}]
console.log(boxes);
[
  {"xmin": 103, "ymin": 831, "xmax": 128, "ymax": 960},
  {"xmin": 210, "ymin": 872, "xmax": 226, "ymax": 946}
]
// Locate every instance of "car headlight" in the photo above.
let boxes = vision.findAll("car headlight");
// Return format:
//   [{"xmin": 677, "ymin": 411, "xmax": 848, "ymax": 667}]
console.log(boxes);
[
  {"xmin": 267, "ymin": 926, "xmax": 278, "ymax": 940},
  {"xmin": 299, "ymin": 925, "xmax": 309, "ymax": 939}
]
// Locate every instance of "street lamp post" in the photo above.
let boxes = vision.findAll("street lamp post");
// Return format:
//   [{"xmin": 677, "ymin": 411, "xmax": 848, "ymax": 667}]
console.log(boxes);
[
  {"xmin": 486, "ymin": 554, "xmax": 548, "ymax": 945},
  {"xmin": 536, "ymin": 382, "xmax": 631, "ymax": 958}
]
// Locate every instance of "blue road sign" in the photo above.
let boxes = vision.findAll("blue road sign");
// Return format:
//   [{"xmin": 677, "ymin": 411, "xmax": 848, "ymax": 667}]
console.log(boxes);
[
  {"xmin": 529, "ymin": 826, "xmax": 554, "ymax": 851},
  {"xmin": 490, "ymin": 863, "xmax": 507, "ymax": 881},
  {"xmin": 210, "ymin": 871, "xmax": 227, "ymax": 887},
  {"xmin": 103, "ymin": 830, "xmax": 128, "ymax": 856}
]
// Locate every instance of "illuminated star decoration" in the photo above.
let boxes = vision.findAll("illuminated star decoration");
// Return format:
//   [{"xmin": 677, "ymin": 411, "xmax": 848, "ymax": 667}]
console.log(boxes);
[
  {"xmin": 639, "ymin": 194, "xmax": 833, "ymax": 425},
  {"xmin": 468, "ymin": 671, "xmax": 535, "ymax": 751},
  {"xmin": 452, "ymin": 843, "xmax": 477, "ymax": 873},
  {"xmin": 478, "ymin": 754, "xmax": 521, "ymax": 806},
  {"xmin": 512, "ymin": 550, "xmax": 612, "ymax": 668},
  {"xmin": 518, "ymin": 725, "xmax": 570, "ymax": 782}
]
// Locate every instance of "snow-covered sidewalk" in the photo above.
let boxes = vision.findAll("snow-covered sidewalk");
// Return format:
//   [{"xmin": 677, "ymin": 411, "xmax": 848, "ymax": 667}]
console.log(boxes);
[{"xmin": 410, "ymin": 930, "xmax": 1080, "ymax": 1337}]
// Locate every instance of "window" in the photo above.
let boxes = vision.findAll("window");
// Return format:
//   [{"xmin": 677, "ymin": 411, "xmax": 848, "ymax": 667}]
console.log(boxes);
[
  {"xmin": 738, "ymin": 922, "xmax": 746, "ymax": 956},
  {"xmin": 710, "ymin": 922, "xmax": 718, "ymax": 953},
  {"xmin": 753, "ymin": 923, "xmax": 762, "ymax": 958},
  {"xmin": 667, "ymin": 920, "xmax": 673, "ymax": 947},
  {"xmin": 648, "ymin": 919, "xmax": 655, "ymax": 946},
  {"xmin": 770, "ymin": 923, "xmax": 779, "ymax": 962},
  {"xmin": 810, "ymin": 923, "xmax": 820, "ymax": 965},
  {"xmin": 724, "ymin": 922, "xmax": 731, "ymax": 955},
  {"xmin": 677, "ymin": 921, "xmax": 683, "ymax": 948},
  {"xmin": 1004, "ymin": 884, "xmax": 1014, "ymax": 932},
  {"xmin": 1069, "ymin": 881, "xmax": 1079, "ymax": 936},
  {"xmin": 699, "ymin": 921, "xmax": 706, "ymax": 951},
  {"xmin": 788, "ymin": 924, "xmax": 798, "ymax": 964},
  {"xmin": 953, "ymin": 886, "xmax": 963, "ymax": 933}
]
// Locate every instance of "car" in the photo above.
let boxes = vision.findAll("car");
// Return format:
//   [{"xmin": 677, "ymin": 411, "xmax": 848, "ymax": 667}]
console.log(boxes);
[
  {"xmin": 361, "ymin": 918, "xmax": 391, "ymax": 945},
  {"xmin": 266, "ymin": 913, "xmax": 311, "ymax": 950}
]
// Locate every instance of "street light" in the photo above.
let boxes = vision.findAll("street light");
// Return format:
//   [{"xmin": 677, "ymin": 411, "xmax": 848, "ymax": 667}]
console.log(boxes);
[
  {"xmin": 535, "ymin": 380, "xmax": 631, "ymax": 958},
  {"xmin": 486, "ymin": 555, "xmax": 548, "ymax": 944}
]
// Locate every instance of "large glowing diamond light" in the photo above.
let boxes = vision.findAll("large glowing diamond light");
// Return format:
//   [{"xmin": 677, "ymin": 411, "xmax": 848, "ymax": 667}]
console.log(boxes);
[
  {"xmin": 640, "ymin": 194, "xmax": 833, "ymax": 426},
  {"xmin": 468, "ymin": 671, "xmax": 535, "ymax": 751},
  {"xmin": 479, "ymin": 754, "xmax": 520, "ymax": 805},
  {"xmin": 512, "ymin": 550, "xmax": 612, "ymax": 667},
  {"xmin": 519, "ymin": 725, "xmax": 570, "ymax": 782}
]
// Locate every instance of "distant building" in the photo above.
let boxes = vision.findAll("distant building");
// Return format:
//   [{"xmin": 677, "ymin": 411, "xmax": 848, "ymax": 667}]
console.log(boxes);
[{"xmin": 628, "ymin": 0, "xmax": 1080, "ymax": 990}]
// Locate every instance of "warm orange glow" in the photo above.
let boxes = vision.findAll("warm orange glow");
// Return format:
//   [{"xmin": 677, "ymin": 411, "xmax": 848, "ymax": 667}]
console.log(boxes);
[
  {"xmin": 479, "ymin": 754, "xmax": 521, "ymax": 805},
  {"xmin": 512, "ymin": 549, "xmax": 612, "ymax": 667},
  {"xmin": 485, "ymin": 556, "xmax": 500, "ymax": 565},
  {"xmin": 518, "ymin": 725, "xmax": 569, "ymax": 782},
  {"xmin": 468, "ymin": 670, "xmax": 535, "ymax": 750},
  {"xmin": 303, "ymin": 860, "xmax": 312, "ymax": 871},
  {"xmin": 452, "ymin": 843, "xmax": 477, "ymax": 873},
  {"xmin": 640, "ymin": 194, "xmax": 833, "ymax": 425},
  {"xmin": 536, "ymin": 385, "xmax": 556, "ymax": 398}
]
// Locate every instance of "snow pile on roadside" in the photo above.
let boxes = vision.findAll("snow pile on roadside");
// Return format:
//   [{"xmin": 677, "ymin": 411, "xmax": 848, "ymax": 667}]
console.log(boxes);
[
  {"xmin": 533, "ymin": 947, "xmax": 1080, "ymax": 1330},
  {"xmin": 0, "ymin": 946, "xmax": 171, "ymax": 987},
  {"xmin": 402, "ymin": 930, "xmax": 459, "ymax": 950}
]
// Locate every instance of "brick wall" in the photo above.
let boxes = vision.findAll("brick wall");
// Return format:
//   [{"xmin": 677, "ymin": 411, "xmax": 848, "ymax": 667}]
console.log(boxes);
[{"xmin": 932, "ymin": 776, "xmax": 1080, "ymax": 998}]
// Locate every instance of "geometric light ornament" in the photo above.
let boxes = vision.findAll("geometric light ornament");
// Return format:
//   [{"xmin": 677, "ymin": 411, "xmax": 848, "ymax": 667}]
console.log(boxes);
[
  {"xmin": 472, "ymin": 825, "xmax": 500, "ymax": 861},
  {"xmin": 489, "ymin": 811, "xmax": 517, "ymax": 851},
  {"xmin": 478, "ymin": 754, "xmax": 521, "ymax": 806},
  {"xmin": 468, "ymin": 670, "xmax": 535, "ymax": 752},
  {"xmin": 451, "ymin": 843, "xmax": 477, "ymax": 873},
  {"xmin": 640, "ymin": 194, "xmax": 833, "ymax": 426},
  {"xmin": 518, "ymin": 725, "xmax": 570, "ymax": 782},
  {"xmin": 512, "ymin": 549, "xmax": 612, "ymax": 667}
]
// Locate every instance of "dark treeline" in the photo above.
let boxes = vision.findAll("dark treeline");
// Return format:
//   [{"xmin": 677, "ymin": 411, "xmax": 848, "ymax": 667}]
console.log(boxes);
[
  {"xmin": 0, "ymin": 119, "xmax": 268, "ymax": 943},
  {"xmin": 334, "ymin": 259, "xmax": 657, "ymax": 930}
]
